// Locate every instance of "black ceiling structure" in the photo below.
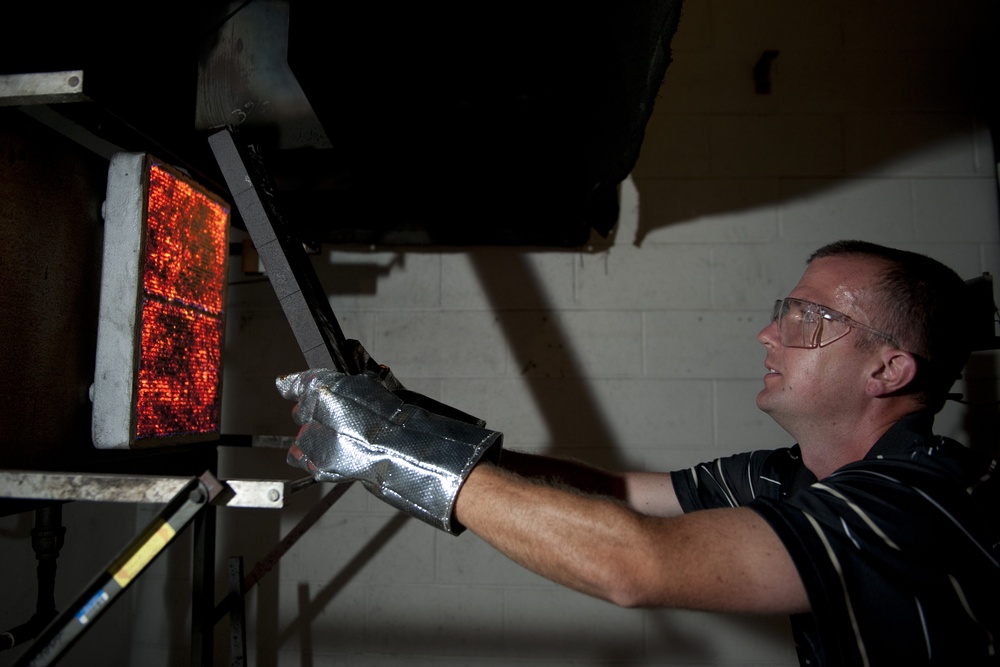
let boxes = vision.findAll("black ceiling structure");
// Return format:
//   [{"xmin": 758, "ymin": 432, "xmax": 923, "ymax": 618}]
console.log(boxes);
[{"xmin": 3, "ymin": 1, "xmax": 684, "ymax": 246}]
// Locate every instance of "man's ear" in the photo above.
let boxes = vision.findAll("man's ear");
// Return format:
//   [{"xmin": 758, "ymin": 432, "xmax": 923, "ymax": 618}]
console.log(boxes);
[{"xmin": 866, "ymin": 349, "xmax": 919, "ymax": 397}]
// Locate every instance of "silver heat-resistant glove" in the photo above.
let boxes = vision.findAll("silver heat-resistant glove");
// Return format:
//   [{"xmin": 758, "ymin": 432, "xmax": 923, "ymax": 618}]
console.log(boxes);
[{"xmin": 276, "ymin": 369, "xmax": 503, "ymax": 534}]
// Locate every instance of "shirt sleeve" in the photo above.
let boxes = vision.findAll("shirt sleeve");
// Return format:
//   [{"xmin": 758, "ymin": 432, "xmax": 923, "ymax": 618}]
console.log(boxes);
[{"xmin": 670, "ymin": 446, "xmax": 809, "ymax": 512}]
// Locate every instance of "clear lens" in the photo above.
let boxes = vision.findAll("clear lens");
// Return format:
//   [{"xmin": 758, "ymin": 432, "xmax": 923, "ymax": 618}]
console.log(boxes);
[{"xmin": 772, "ymin": 298, "xmax": 850, "ymax": 348}]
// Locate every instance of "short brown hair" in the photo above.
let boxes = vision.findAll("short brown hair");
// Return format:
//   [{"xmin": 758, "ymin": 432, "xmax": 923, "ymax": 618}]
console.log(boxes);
[{"xmin": 808, "ymin": 240, "xmax": 972, "ymax": 412}]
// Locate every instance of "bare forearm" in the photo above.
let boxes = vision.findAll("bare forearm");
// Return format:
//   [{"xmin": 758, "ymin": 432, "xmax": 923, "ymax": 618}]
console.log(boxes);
[
  {"xmin": 497, "ymin": 449, "xmax": 627, "ymax": 498},
  {"xmin": 453, "ymin": 463, "xmax": 811, "ymax": 614},
  {"xmin": 455, "ymin": 462, "xmax": 646, "ymax": 606},
  {"xmin": 498, "ymin": 449, "xmax": 683, "ymax": 518}
]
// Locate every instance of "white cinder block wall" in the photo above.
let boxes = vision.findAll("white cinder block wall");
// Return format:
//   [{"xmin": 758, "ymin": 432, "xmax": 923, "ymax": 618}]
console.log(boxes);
[{"xmin": 121, "ymin": 1, "xmax": 1000, "ymax": 666}]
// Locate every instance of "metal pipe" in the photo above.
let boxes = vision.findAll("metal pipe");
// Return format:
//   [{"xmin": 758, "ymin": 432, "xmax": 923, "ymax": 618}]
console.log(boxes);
[{"xmin": 0, "ymin": 504, "xmax": 66, "ymax": 652}]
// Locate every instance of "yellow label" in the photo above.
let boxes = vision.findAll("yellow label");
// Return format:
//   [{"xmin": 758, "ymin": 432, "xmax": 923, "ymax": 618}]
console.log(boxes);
[{"xmin": 111, "ymin": 520, "xmax": 176, "ymax": 587}]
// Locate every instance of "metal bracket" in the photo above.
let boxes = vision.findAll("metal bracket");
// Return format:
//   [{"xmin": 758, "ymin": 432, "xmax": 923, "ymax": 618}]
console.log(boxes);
[
  {"xmin": 0, "ymin": 471, "xmax": 316, "ymax": 509},
  {"xmin": 0, "ymin": 71, "xmax": 88, "ymax": 107}
]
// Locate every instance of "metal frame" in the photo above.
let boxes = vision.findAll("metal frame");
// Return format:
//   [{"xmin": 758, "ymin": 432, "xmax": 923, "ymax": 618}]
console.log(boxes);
[
  {"xmin": 12, "ymin": 472, "xmax": 223, "ymax": 666},
  {"xmin": 0, "ymin": 469, "xmax": 330, "ymax": 666},
  {"xmin": 0, "ymin": 71, "xmax": 88, "ymax": 107},
  {"xmin": 0, "ymin": 470, "xmax": 315, "ymax": 509}
]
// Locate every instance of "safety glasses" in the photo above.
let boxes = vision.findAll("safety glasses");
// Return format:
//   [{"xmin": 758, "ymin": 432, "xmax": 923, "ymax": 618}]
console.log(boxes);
[{"xmin": 771, "ymin": 298, "xmax": 901, "ymax": 349}]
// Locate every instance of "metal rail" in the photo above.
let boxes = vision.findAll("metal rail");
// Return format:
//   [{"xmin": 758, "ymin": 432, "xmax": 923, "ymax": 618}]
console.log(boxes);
[{"xmin": 0, "ymin": 470, "xmax": 316, "ymax": 509}]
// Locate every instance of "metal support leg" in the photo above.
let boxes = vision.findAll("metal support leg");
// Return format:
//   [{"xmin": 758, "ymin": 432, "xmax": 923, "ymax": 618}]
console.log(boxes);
[
  {"xmin": 190, "ymin": 503, "xmax": 216, "ymax": 667},
  {"xmin": 228, "ymin": 557, "xmax": 247, "ymax": 667},
  {"xmin": 14, "ymin": 472, "xmax": 223, "ymax": 667},
  {"xmin": 31, "ymin": 505, "xmax": 65, "ymax": 625},
  {"xmin": 0, "ymin": 505, "xmax": 65, "ymax": 652}
]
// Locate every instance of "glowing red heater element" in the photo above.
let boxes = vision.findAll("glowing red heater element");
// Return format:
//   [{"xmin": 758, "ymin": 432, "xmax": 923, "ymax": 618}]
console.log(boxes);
[
  {"xmin": 93, "ymin": 154, "xmax": 230, "ymax": 449},
  {"xmin": 136, "ymin": 166, "xmax": 229, "ymax": 441}
]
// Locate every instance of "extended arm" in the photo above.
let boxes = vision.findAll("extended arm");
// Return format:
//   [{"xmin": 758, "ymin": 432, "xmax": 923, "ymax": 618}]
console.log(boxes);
[
  {"xmin": 277, "ymin": 369, "xmax": 808, "ymax": 614},
  {"xmin": 498, "ymin": 449, "xmax": 685, "ymax": 518},
  {"xmin": 456, "ymin": 463, "xmax": 810, "ymax": 614}
]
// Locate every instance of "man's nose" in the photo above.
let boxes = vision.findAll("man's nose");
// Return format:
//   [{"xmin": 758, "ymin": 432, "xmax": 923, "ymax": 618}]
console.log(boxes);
[{"xmin": 758, "ymin": 318, "xmax": 779, "ymax": 346}]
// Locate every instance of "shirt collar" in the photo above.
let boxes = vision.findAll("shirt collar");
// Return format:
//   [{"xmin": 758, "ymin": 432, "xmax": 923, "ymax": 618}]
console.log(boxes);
[{"xmin": 864, "ymin": 411, "xmax": 938, "ymax": 461}]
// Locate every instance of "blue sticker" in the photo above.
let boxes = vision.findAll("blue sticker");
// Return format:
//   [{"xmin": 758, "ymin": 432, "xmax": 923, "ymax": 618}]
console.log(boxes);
[{"xmin": 76, "ymin": 590, "xmax": 110, "ymax": 625}]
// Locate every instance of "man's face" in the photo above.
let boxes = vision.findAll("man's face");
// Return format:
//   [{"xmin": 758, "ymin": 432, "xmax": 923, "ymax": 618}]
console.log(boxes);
[{"xmin": 756, "ymin": 255, "xmax": 889, "ymax": 437}]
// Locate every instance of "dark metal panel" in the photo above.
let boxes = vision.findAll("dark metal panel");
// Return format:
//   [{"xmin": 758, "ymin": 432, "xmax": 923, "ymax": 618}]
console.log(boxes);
[{"xmin": 0, "ymin": 110, "xmax": 106, "ymax": 468}]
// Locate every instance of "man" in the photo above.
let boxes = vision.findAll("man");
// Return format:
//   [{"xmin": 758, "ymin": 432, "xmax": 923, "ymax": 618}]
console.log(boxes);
[{"xmin": 278, "ymin": 240, "xmax": 999, "ymax": 666}]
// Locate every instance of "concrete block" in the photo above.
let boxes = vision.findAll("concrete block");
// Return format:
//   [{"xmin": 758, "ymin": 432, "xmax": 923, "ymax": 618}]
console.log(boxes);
[
  {"xmin": 441, "ymin": 249, "xmax": 576, "ymax": 310},
  {"xmin": 548, "ymin": 445, "xmax": 653, "ymax": 472},
  {"xmin": 711, "ymin": 114, "xmax": 844, "ymax": 177},
  {"xmin": 271, "ymin": 577, "xmax": 369, "ymax": 657},
  {"xmin": 845, "ymin": 115, "xmax": 983, "ymax": 177},
  {"xmin": 439, "ymin": 377, "xmax": 548, "ymax": 446},
  {"xmin": 221, "ymin": 370, "xmax": 301, "ymax": 437},
  {"xmin": 295, "ymin": 512, "xmax": 435, "ymax": 585},
  {"xmin": 635, "ymin": 178, "xmax": 780, "ymax": 244},
  {"xmin": 905, "ymin": 243, "xmax": 988, "ymax": 282},
  {"xmin": 126, "ymin": 644, "xmax": 188, "ymax": 667},
  {"xmin": 366, "ymin": 583, "xmax": 505, "ymax": 656},
  {"xmin": 440, "ymin": 377, "xmax": 713, "ymax": 449},
  {"xmin": 668, "ymin": 0, "xmax": 711, "ymax": 51},
  {"xmin": 631, "ymin": 445, "xmax": 735, "ymax": 473},
  {"xmin": 914, "ymin": 178, "xmax": 1000, "ymax": 244},
  {"xmin": 779, "ymin": 178, "xmax": 914, "ymax": 244},
  {"xmin": 226, "ymin": 275, "xmax": 282, "ymax": 310},
  {"xmin": 643, "ymin": 609, "xmax": 797, "ymax": 664},
  {"xmin": 502, "ymin": 587, "xmax": 644, "ymax": 660},
  {"xmin": 711, "ymin": 0, "xmax": 843, "ymax": 50},
  {"xmin": 982, "ymin": 244, "xmax": 1000, "ymax": 278},
  {"xmin": 575, "ymin": 245, "xmax": 712, "ymax": 309},
  {"xmin": 375, "ymin": 311, "xmax": 508, "ymax": 377},
  {"xmin": 776, "ymin": 50, "xmax": 848, "ymax": 114},
  {"xmin": 843, "ymin": 1, "xmax": 989, "ymax": 51},
  {"xmin": 661, "ymin": 49, "xmax": 779, "ymax": 115},
  {"xmin": 841, "ymin": 50, "xmax": 975, "ymax": 114},
  {"xmin": 501, "ymin": 310, "xmax": 643, "ymax": 378},
  {"xmin": 319, "ymin": 249, "xmax": 441, "ymax": 309},
  {"xmin": 711, "ymin": 243, "xmax": 803, "ymax": 309},
  {"xmin": 594, "ymin": 379, "xmax": 715, "ymax": 446},
  {"xmin": 124, "ymin": 571, "xmax": 198, "ymax": 647},
  {"xmin": 631, "ymin": 114, "xmax": 712, "ymax": 179},
  {"xmin": 436, "ymin": 531, "xmax": 553, "ymax": 587},
  {"xmin": 645, "ymin": 310, "xmax": 766, "ymax": 379},
  {"xmin": 223, "ymin": 305, "xmax": 374, "ymax": 375},
  {"xmin": 973, "ymin": 120, "xmax": 997, "ymax": 176}
]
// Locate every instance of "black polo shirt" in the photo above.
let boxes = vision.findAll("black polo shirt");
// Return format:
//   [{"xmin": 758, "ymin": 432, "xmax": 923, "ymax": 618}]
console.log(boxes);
[{"xmin": 671, "ymin": 412, "xmax": 999, "ymax": 666}]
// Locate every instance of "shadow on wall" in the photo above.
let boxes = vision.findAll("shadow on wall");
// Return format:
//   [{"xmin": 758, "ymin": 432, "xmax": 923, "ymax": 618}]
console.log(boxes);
[
  {"xmin": 469, "ymin": 252, "xmax": 626, "ymax": 466},
  {"xmin": 624, "ymin": 0, "xmax": 1000, "ymax": 246},
  {"xmin": 275, "ymin": 512, "xmax": 410, "ymax": 653},
  {"xmin": 271, "ymin": 616, "xmax": 791, "ymax": 663},
  {"xmin": 225, "ymin": 249, "xmax": 627, "ymax": 463}
]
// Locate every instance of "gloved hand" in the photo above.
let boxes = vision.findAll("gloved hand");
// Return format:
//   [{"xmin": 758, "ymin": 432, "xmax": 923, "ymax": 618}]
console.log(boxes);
[
  {"xmin": 276, "ymin": 369, "xmax": 503, "ymax": 534},
  {"xmin": 342, "ymin": 339, "xmax": 486, "ymax": 427}
]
